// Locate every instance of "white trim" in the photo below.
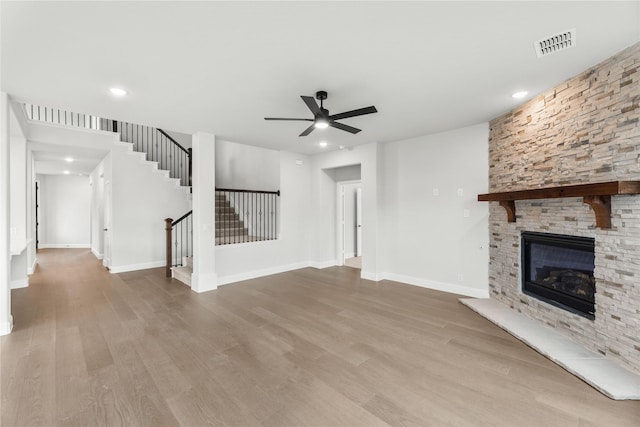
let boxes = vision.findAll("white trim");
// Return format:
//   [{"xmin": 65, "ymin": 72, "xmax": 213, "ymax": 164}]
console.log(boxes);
[
  {"xmin": 191, "ymin": 273, "xmax": 218, "ymax": 293},
  {"xmin": 91, "ymin": 247, "xmax": 104, "ymax": 260},
  {"xmin": 360, "ymin": 271, "xmax": 382, "ymax": 281},
  {"xmin": 109, "ymin": 260, "xmax": 165, "ymax": 274},
  {"xmin": 380, "ymin": 272, "xmax": 490, "ymax": 298},
  {"xmin": 309, "ymin": 259, "xmax": 338, "ymax": 269},
  {"xmin": 217, "ymin": 261, "xmax": 309, "ymax": 287},
  {"xmin": 39, "ymin": 243, "xmax": 90, "ymax": 249},
  {"xmin": 0, "ymin": 315, "xmax": 13, "ymax": 336},
  {"xmin": 28, "ymin": 257, "xmax": 37, "ymax": 275},
  {"xmin": 11, "ymin": 279, "xmax": 28, "ymax": 289},
  {"xmin": 344, "ymin": 252, "xmax": 355, "ymax": 259}
]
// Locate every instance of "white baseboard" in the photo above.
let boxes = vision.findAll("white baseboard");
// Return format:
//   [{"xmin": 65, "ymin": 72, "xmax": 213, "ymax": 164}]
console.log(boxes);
[
  {"xmin": 91, "ymin": 247, "xmax": 104, "ymax": 260},
  {"xmin": 39, "ymin": 243, "xmax": 90, "ymax": 249},
  {"xmin": 360, "ymin": 271, "xmax": 383, "ymax": 281},
  {"xmin": 217, "ymin": 261, "xmax": 310, "ymax": 287},
  {"xmin": 344, "ymin": 252, "xmax": 355, "ymax": 259},
  {"xmin": 191, "ymin": 273, "xmax": 218, "ymax": 293},
  {"xmin": 380, "ymin": 272, "xmax": 490, "ymax": 298},
  {"xmin": 0, "ymin": 315, "xmax": 13, "ymax": 336},
  {"xmin": 11, "ymin": 279, "xmax": 28, "ymax": 289},
  {"xmin": 109, "ymin": 260, "xmax": 165, "ymax": 274},
  {"xmin": 28, "ymin": 257, "xmax": 37, "ymax": 275},
  {"xmin": 309, "ymin": 260, "xmax": 338, "ymax": 269}
]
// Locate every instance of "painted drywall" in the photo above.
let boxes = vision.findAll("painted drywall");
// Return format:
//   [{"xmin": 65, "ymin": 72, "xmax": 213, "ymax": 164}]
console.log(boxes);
[
  {"xmin": 379, "ymin": 123, "xmax": 490, "ymax": 297},
  {"xmin": 108, "ymin": 145, "xmax": 190, "ymax": 273},
  {"xmin": 215, "ymin": 139, "xmax": 279, "ymax": 191},
  {"xmin": 310, "ymin": 143, "xmax": 381, "ymax": 278},
  {"xmin": 342, "ymin": 182, "xmax": 361, "ymax": 258},
  {"xmin": 38, "ymin": 174, "xmax": 91, "ymax": 248},
  {"xmin": 89, "ymin": 162, "xmax": 105, "ymax": 259},
  {"xmin": 1, "ymin": 92, "xmax": 13, "ymax": 335},
  {"xmin": 333, "ymin": 164, "xmax": 361, "ymax": 182},
  {"xmin": 215, "ymin": 150, "xmax": 311, "ymax": 284}
]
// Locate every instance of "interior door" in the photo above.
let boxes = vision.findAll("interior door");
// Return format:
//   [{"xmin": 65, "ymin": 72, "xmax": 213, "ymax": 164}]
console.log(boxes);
[
  {"xmin": 103, "ymin": 181, "xmax": 111, "ymax": 269},
  {"xmin": 356, "ymin": 187, "xmax": 362, "ymax": 257}
]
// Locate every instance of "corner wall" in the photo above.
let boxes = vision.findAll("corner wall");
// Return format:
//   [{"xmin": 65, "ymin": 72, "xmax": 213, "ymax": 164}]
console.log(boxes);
[{"xmin": 379, "ymin": 123, "xmax": 490, "ymax": 297}]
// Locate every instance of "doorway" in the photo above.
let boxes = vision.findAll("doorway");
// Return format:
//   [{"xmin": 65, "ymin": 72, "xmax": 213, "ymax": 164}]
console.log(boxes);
[{"xmin": 337, "ymin": 180, "xmax": 362, "ymax": 269}]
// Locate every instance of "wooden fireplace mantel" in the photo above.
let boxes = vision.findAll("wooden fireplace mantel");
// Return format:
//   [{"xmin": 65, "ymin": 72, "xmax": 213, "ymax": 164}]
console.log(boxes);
[{"xmin": 477, "ymin": 181, "xmax": 640, "ymax": 229}]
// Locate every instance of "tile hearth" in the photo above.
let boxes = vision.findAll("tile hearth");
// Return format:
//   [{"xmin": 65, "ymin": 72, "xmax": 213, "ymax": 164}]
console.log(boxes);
[{"xmin": 460, "ymin": 298, "xmax": 640, "ymax": 400}]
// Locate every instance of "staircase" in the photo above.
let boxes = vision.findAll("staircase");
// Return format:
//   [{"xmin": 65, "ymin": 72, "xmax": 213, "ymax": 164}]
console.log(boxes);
[
  {"xmin": 172, "ymin": 256, "xmax": 193, "ymax": 286},
  {"xmin": 215, "ymin": 191, "xmax": 250, "ymax": 245}
]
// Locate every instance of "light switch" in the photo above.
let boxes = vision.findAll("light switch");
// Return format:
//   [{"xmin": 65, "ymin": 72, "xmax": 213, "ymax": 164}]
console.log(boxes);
[
  {"xmin": 457, "ymin": 188, "xmax": 464, "ymax": 197},
  {"xmin": 463, "ymin": 209, "xmax": 470, "ymax": 217},
  {"xmin": 432, "ymin": 188, "xmax": 439, "ymax": 196}
]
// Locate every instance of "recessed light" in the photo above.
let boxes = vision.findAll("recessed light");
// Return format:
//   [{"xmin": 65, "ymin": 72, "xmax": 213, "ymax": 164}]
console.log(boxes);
[
  {"xmin": 65, "ymin": 157, "xmax": 73, "ymax": 162},
  {"xmin": 63, "ymin": 170, "xmax": 70, "ymax": 175},
  {"xmin": 319, "ymin": 141, "xmax": 328, "ymax": 147},
  {"xmin": 339, "ymin": 145, "xmax": 345, "ymax": 150},
  {"xmin": 109, "ymin": 87, "xmax": 127, "ymax": 97},
  {"xmin": 512, "ymin": 91, "xmax": 528, "ymax": 99}
]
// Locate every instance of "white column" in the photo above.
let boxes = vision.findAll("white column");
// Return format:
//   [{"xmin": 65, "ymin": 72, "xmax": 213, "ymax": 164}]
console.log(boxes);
[
  {"xmin": 191, "ymin": 131, "xmax": 217, "ymax": 292},
  {"xmin": 0, "ymin": 92, "xmax": 13, "ymax": 335}
]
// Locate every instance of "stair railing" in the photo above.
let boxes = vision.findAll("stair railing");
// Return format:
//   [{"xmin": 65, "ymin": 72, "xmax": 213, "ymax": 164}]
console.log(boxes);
[
  {"xmin": 23, "ymin": 103, "xmax": 192, "ymax": 187},
  {"xmin": 102, "ymin": 120, "xmax": 191, "ymax": 187},
  {"xmin": 215, "ymin": 188, "xmax": 280, "ymax": 245},
  {"xmin": 165, "ymin": 210, "xmax": 193, "ymax": 278}
]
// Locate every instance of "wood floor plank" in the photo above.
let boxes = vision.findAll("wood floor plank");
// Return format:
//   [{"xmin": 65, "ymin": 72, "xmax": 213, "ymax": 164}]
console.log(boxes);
[{"xmin": 2, "ymin": 249, "xmax": 639, "ymax": 426}]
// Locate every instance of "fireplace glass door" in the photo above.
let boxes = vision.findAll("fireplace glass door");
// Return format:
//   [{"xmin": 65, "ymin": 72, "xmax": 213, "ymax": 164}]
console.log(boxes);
[{"xmin": 522, "ymin": 232, "xmax": 595, "ymax": 319}]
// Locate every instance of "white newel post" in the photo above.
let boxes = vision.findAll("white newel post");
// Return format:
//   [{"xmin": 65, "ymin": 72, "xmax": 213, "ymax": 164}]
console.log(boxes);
[
  {"xmin": 191, "ymin": 132, "xmax": 217, "ymax": 292},
  {"xmin": 0, "ymin": 92, "xmax": 13, "ymax": 335}
]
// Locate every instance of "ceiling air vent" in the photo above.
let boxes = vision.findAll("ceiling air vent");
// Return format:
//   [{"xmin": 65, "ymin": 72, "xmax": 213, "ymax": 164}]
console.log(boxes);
[{"xmin": 535, "ymin": 29, "xmax": 576, "ymax": 58}]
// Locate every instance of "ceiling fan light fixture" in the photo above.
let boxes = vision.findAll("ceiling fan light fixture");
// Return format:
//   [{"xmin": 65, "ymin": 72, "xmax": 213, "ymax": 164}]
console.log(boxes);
[{"xmin": 314, "ymin": 118, "xmax": 329, "ymax": 129}]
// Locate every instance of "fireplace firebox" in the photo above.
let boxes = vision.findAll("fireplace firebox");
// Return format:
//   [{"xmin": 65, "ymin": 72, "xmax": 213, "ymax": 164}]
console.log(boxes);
[{"xmin": 521, "ymin": 232, "xmax": 595, "ymax": 319}]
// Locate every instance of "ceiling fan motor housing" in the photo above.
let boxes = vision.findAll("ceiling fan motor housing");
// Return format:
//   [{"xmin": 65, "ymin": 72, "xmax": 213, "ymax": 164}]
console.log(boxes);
[{"xmin": 316, "ymin": 90, "xmax": 328, "ymax": 101}]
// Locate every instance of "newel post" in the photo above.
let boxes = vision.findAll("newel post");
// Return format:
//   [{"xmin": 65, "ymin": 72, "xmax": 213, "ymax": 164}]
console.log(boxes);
[
  {"xmin": 188, "ymin": 147, "xmax": 192, "ymax": 187},
  {"xmin": 165, "ymin": 218, "xmax": 173, "ymax": 278}
]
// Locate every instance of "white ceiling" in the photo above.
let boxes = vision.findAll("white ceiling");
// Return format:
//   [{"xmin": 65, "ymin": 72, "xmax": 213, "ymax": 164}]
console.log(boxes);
[{"xmin": 2, "ymin": 1, "xmax": 639, "ymax": 156}]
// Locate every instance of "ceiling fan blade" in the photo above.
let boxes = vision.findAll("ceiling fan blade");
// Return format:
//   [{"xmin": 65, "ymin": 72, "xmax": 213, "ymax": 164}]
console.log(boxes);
[
  {"xmin": 299, "ymin": 123, "xmax": 316, "ymax": 137},
  {"xmin": 329, "ymin": 106, "xmax": 377, "ymax": 121},
  {"xmin": 265, "ymin": 117, "xmax": 313, "ymax": 121},
  {"xmin": 330, "ymin": 121, "xmax": 361, "ymax": 134},
  {"xmin": 301, "ymin": 96, "xmax": 321, "ymax": 115}
]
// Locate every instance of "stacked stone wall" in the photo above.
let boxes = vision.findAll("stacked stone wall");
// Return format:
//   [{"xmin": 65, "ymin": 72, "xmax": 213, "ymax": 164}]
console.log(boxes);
[{"xmin": 488, "ymin": 42, "xmax": 640, "ymax": 374}]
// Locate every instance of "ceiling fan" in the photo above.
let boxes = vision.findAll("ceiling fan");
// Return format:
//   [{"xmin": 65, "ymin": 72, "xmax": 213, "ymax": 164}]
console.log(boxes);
[{"xmin": 265, "ymin": 91, "xmax": 377, "ymax": 137}]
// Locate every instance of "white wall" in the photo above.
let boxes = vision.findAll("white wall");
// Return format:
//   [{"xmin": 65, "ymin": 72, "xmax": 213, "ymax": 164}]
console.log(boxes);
[
  {"xmin": 215, "ymin": 150, "xmax": 312, "ymax": 284},
  {"xmin": 342, "ymin": 182, "xmax": 360, "ymax": 258},
  {"xmin": 1, "ymin": 92, "xmax": 13, "ymax": 335},
  {"xmin": 89, "ymin": 162, "xmax": 105, "ymax": 259},
  {"xmin": 310, "ymin": 143, "xmax": 381, "ymax": 279},
  {"xmin": 108, "ymin": 146, "xmax": 190, "ymax": 273},
  {"xmin": 379, "ymin": 123, "xmax": 489, "ymax": 297},
  {"xmin": 215, "ymin": 139, "xmax": 279, "ymax": 191},
  {"xmin": 38, "ymin": 174, "xmax": 91, "ymax": 248}
]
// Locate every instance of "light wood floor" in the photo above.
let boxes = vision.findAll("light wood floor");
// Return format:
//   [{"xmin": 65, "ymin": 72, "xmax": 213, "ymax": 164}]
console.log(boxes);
[{"xmin": 2, "ymin": 249, "xmax": 639, "ymax": 426}]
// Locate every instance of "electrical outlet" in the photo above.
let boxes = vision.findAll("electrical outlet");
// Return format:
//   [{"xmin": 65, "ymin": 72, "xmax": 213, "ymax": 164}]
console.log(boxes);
[
  {"xmin": 295, "ymin": 160, "xmax": 303, "ymax": 165},
  {"xmin": 457, "ymin": 274, "xmax": 464, "ymax": 282},
  {"xmin": 457, "ymin": 188, "xmax": 464, "ymax": 197},
  {"xmin": 432, "ymin": 188, "xmax": 439, "ymax": 196}
]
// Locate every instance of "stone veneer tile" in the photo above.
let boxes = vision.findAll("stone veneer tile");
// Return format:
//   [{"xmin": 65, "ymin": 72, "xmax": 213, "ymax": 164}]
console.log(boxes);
[{"xmin": 487, "ymin": 42, "xmax": 640, "ymax": 375}]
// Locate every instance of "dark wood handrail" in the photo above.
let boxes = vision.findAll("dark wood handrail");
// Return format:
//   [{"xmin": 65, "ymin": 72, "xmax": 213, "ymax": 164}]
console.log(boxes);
[
  {"xmin": 157, "ymin": 128, "xmax": 190, "ymax": 154},
  {"xmin": 172, "ymin": 210, "xmax": 193, "ymax": 227},
  {"xmin": 215, "ymin": 187, "xmax": 280, "ymax": 196}
]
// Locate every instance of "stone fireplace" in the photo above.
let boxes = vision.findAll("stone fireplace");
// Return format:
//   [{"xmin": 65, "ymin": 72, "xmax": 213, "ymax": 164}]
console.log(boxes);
[
  {"xmin": 521, "ymin": 231, "xmax": 595, "ymax": 319},
  {"xmin": 487, "ymin": 42, "xmax": 640, "ymax": 375}
]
